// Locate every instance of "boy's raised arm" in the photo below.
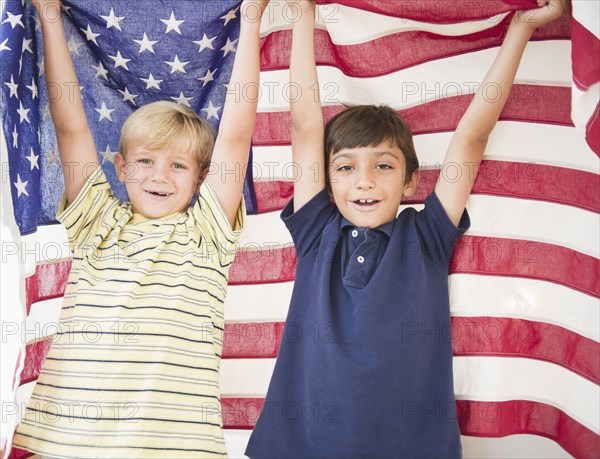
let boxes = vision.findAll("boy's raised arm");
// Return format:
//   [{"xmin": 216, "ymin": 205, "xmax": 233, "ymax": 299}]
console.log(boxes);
[
  {"xmin": 288, "ymin": 0, "xmax": 325, "ymax": 212},
  {"xmin": 34, "ymin": 0, "xmax": 99, "ymax": 205},
  {"xmin": 208, "ymin": 0, "xmax": 269, "ymax": 227},
  {"xmin": 435, "ymin": 0, "xmax": 568, "ymax": 226}
]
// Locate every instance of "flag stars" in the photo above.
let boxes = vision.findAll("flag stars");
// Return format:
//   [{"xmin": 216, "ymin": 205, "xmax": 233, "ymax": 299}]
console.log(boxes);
[
  {"xmin": 161, "ymin": 11, "xmax": 185, "ymax": 34},
  {"xmin": 101, "ymin": 8, "xmax": 125, "ymax": 31},
  {"xmin": 0, "ymin": 38, "xmax": 11, "ymax": 51},
  {"xmin": 3, "ymin": 12, "xmax": 25, "ymax": 29},
  {"xmin": 67, "ymin": 35, "xmax": 85, "ymax": 55},
  {"xmin": 14, "ymin": 174, "xmax": 29, "ymax": 197},
  {"xmin": 165, "ymin": 55, "xmax": 189, "ymax": 74},
  {"xmin": 118, "ymin": 87, "xmax": 139, "ymax": 105},
  {"xmin": 221, "ymin": 38, "xmax": 238, "ymax": 57},
  {"xmin": 133, "ymin": 33, "xmax": 158, "ymax": 53},
  {"xmin": 201, "ymin": 101, "xmax": 221, "ymax": 120},
  {"xmin": 12, "ymin": 124, "xmax": 18, "ymax": 148},
  {"xmin": 101, "ymin": 144, "xmax": 117, "ymax": 164},
  {"xmin": 26, "ymin": 77, "xmax": 38, "ymax": 99},
  {"xmin": 17, "ymin": 101, "xmax": 30, "ymax": 123},
  {"xmin": 81, "ymin": 24, "xmax": 100, "ymax": 45},
  {"xmin": 109, "ymin": 50, "xmax": 131, "ymax": 70},
  {"xmin": 37, "ymin": 58, "xmax": 45, "ymax": 76},
  {"xmin": 171, "ymin": 92, "xmax": 194, "ymax": 107},
  {"xmin": 47, "ymin": 150, "xmax": 59, "ymax": 165},
  {"xmin": 198, "ymin": 68, "xmax": 217, "ymax": 86},
  {"xmin": 42, "ymin": 104, "xmax": 51, "ymax": 121},
  {"xmin": 4, "ymin": 75, "xmax": 19, "ymax": 98},
  {"xmin": 193, "ymin": 33, "xmax": 216, "ymax": 53},
  {"xmin": 140, "ymin": 73, "xmax": 163, "ymax": 90},
  {"xmin": 92, "ymin": 61, "xmax": 109, "ymax": 80},
  {"xmin": 94, "ymin": 101, "xmax": 115, "ymax": 121},
  {"xmin": 220, "ymin": 8, "xmax": 238, "ymax": 26},
  {"xmin": 26, "ymin": 148, "xmax": 40, "ymax": 170},
  {"xmin": 21, "ymin": 38, "xmax": 33, "ymax": 54}
]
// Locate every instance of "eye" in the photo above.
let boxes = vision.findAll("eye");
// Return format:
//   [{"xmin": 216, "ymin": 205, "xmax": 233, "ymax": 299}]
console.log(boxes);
[
  {"xmin": 137, "ymin": 158, "xmax": 152, "ymax": 165},
  {"xmin": 376, "ymin": 163, "xmax": 393, "ymax": 170},
  {"xmin": 336, "ymin": 164, "xmax": 353, "ymax": 172},
  {"xmin": 172, "ymin": 163, "xmax": 187, "ymax": 170}
]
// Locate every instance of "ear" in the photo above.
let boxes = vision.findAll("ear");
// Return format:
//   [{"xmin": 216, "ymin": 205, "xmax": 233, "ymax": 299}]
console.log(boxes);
[
  {"xmin": 196, "ymin": 165, "xmax": 209, "ymax": 190},
  {"xmin": 403, "ymin": 169, "xmax": 420, "ymax": 197},
  {"xmin": 114, "ymin": 153, "xmax": 128, "ymax": 183}
]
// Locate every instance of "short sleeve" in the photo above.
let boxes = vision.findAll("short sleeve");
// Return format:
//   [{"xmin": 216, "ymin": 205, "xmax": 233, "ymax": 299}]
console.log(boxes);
[
  {"xmin": 57, "ymin": 166, "xmax": 120, "ymax": 253},
  {"xmin": 281, "ymin": 188, "xmax": 337, "ymax": 258},
  {"xmin": 193, "ymin": 180, "xmax": 246, "ymax": 266},
  {"xmin": 415, "ymin": 190, "xmax": 470, "ymax": 263}
]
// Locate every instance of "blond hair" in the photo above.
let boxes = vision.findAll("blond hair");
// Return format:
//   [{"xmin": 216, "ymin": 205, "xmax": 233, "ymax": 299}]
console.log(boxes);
[{"xmin": 119, "ymin": 101, "xmax": 215, "ymax": 168}]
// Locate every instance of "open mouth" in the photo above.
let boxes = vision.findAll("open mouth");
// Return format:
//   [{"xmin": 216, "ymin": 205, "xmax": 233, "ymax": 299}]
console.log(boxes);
[
  {"xmin": 145, "ymin": 190, "xmax": 173, "ymax": 198},
  {"xmin": 353, "ymin": 199, "xmax": 380, "ymax": 207}
]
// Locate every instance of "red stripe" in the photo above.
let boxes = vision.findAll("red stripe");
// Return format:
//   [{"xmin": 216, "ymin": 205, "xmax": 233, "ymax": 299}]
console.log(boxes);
[
  {"xmin": 571, "ymin": 18, "xmax": 600, "ymax": 91},
  {"xmin": 7, "ymin": 448, "xmax": 33, "ymax": 459},
  {"xmin": 252, "ymin": 85, "xmax": 573, "ymax": 147},
  {"xmin": 25, "ymin": 260, "xmax": 70, "ymax": 315},
  {"xmin": 21, "ymin": 315, "xmax": 599, "ymax": 390},
  {"xmin": 451, "ymin": 317, "xmax": 599, "ymax": 384},
  {"xmin": 230, "ymin": 246, "xmax": 297, "ymax": 285},
  {"xmin": 316, "ymin": 0, "xmax": 536, "ymax": 23},
  {"xmin": 455, "ymin": 399, "xmax": 600, "ymax": 459},
  {"xmin": 254, "ymin": 162, "xmax": 600, "ymax": 214},
  {"xmin": 452, "ymin": 236, "xmax": 600, "ymax": 298},
  {"xmin": 260, "ymin": 16, "xmax": 569, "ymax": 78},
  {"xmin": 220, "ymin": 397, "xmax": 598, "ymax": 458},
  {"xmin": 19, "ymin": 339, "xmax": 53, "ymax": 386},
  {"xmin": 24, "ymin": 234, "xmax": 599, "ymax": 305}
]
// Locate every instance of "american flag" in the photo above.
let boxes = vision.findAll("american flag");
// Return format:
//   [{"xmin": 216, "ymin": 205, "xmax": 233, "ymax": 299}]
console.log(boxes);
[{"xmin": 1, "ymin": 0, "xmax": 599, "ymax": 458}]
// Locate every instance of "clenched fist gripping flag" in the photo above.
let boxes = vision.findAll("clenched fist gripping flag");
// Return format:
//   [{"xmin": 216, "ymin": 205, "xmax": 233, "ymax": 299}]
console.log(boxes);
[{"xmin": 1, "ymin": 0, "xmax": 598, "ymax": 457}]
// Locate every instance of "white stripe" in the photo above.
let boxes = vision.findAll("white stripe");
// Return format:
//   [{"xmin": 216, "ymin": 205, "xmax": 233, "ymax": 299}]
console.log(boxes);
[
  {"xmin": 225, "ymin": 282, "xmax": 293, "ymax": 322},
  {"xmin": 14, "ymin": 381, "xmax": 36, "ymax": 425},
  {"xmin": 258, "ymin": 41, "xmax": 572, "ymax": 112},
  {"xmin": 239, "ymin": 210, "xmax": 292, "ymax": 247},
  {"xmin": 20, "ymin": 225, "xmax": 70, "ymax": 275},
  {"xmin": 220, "ymin": 358, "xmax": 276, "ymax": 397},
  {"xmin": 238, "ymin": 193, "xmax": 598, "ymax": 258},
  {"xmin": 466, "ymin": 195, "xmax": 599, "ymax": 258},
  {"xmin": 450, "ymin": 274, "xmax": 600, "ymax": 342},
  {"xmin": 220, "ymin": 356, "xmax": 600, "ymax": 433},
  {"xmin": 225, "ymin": 275, "xmax": 600, "ymax": 344},
  {"xmin": 26, "ymin": 297, "xmax": 64, "ymax": 341},
  {"xmin": 259, "ymin": 2, "xmax": 509, "ymax": 44},
  {"xmin": 453, "ymin": 356, "xmax": 600, "ymax": 433},
  {"xmin": 571, "ymin": 82, "xmax": 600, "ymax": 135},
  {"xmin": 572, "ymin": 1, "xmax": 600, "ymax": 39},
  {"xmin": 223, "ymin": 430, "xmax": 571, "ymax": 459},
  {"xmin": 253, "ymin": 123, "xmax": 599, "ymax": 178}
]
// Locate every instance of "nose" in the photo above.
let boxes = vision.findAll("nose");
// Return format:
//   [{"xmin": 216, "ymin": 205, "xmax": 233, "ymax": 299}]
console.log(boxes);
[
  {"xmin": 151, "ymin": 163, "xmax": 170, "ymax": 183},
  {"xmin": 355, "ymin": 168, "xmax": 375, "ymax": 190}
]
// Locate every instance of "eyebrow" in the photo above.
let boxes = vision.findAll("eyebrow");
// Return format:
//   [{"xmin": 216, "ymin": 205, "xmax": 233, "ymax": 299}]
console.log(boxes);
[{"xmin": 332, "ymin": 150, "xmax": 401, "ymax": 160}]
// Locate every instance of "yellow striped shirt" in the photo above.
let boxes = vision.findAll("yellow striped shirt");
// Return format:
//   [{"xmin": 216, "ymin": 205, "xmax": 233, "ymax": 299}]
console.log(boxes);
[{"xmin": 14, "ymin": 166, "xmax": 245, "ymax": 458}]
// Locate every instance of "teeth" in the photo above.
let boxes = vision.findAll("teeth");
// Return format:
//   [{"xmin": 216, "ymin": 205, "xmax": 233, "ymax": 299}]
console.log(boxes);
[{"xmin": 358, "ymin": 199, "xmax": 374, "ymax": 204}]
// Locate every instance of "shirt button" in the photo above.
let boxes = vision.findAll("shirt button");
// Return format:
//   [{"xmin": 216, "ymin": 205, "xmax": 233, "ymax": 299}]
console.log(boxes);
[
  {"xmin": 357, "ymin": 256, "xmax": 365, "ymax": 263},
  {"xmin": 351, "ymin": 230, "xmax": 358, "ymax": 237}
]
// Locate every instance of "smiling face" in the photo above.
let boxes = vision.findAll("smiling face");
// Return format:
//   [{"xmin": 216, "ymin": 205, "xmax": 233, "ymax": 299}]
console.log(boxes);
[
  {"xmin": 329, "ymin": 140, "xmax": 419, "ymax": 228},
  {"xmin": 114, "ymin": 145, "xmax": 203, "ymax": 219}
]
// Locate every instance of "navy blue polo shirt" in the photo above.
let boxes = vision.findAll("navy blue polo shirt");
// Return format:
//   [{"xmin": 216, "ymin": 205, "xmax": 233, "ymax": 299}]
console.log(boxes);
[{"xmin": 246, "ymin": 188, "xmax": 470, "ymax": 459}]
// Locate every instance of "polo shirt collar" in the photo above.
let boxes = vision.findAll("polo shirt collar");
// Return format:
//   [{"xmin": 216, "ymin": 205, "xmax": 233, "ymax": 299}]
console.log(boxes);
[{"xmin": 340, "ymin": 217, "xmax": 394, "ymax": 238}]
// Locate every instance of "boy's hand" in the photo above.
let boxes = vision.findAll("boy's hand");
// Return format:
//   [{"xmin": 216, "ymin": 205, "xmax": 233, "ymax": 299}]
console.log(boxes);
[
  {"xmin": 31, "ymin": 0, "xmax": 60, "ymax": 15},
  {"xmin": 241, "ymin": 0, "xmax": 270, "ymax": 22},
  {"xmin": 286, "ymin": 0, "xmax": 316, "ymax": 11},
  {"xmin": 514, "ymin": 0, "xmax": 569, "ymax": 32}
]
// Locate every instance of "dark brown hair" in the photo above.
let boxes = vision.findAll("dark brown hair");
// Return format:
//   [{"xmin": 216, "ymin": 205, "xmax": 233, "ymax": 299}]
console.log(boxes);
[{"xmin": 324, "ymin": 105, "xmax": 419, "ymax": 189}]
